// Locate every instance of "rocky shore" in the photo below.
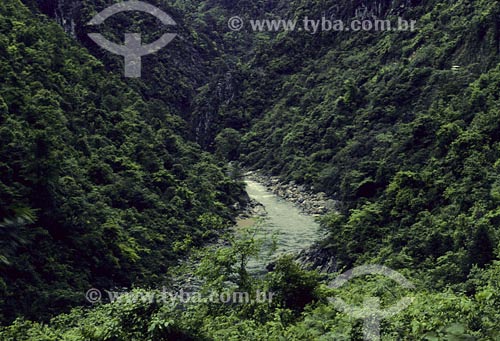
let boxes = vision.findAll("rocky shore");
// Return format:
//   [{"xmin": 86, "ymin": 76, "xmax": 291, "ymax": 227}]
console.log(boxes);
[
  {"xmin": 245, "ymin": 172, "xmax": 339, "ymax": 215},
  {"xmin": 297, "ymin": 246, "xmax": 339, "ymax": 273},
  {"xmin": 238, "ymin": 171, "xmax": 340, "ymax": 274},
  {"xmin": 237, "ymin": 198, "xmax": 267, "ymax": 219}
]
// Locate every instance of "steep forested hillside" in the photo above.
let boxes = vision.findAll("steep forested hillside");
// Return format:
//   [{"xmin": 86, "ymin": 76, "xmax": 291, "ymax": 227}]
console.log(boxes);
[
  {"xmin": 23, "ymin": 0, "xmax": 252, "ymax": 148},
  {"xmin": 1, "ymin": 0, "xmax": 499, "ymax": 339},
  {"xmin": 0, "ymin": 0, "xmax": 244, "ymax": 323},
  {"xmin": 231, "ymin": 0, "xmax": 500, "ymax": 290}
]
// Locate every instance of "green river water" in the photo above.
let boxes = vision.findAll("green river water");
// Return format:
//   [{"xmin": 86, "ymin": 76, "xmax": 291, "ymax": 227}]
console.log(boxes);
[{"xmin": 243, "ymin": 179, "xmax": 323, "ymax": 275}]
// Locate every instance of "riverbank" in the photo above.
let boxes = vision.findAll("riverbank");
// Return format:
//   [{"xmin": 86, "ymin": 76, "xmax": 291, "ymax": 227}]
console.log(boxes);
[
  {"xmin": 245, "ymin": 172, "xmax": 338, "ymax": 215},
  {"xmin": 240, "ymin": 179, "xmax": 323, "ymax": 275},
  {"xmin": 239, "ymin": 173, "xmax": 339, "ymax": 274}
]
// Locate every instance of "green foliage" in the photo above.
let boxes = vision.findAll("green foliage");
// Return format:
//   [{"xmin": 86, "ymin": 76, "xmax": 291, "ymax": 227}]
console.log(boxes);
[
  {"xmin": 266, "ymin": 256, "xmax": 322, "ymax": 314},
  {"xmin": 2, "ymin": 0, "xmax": 500, "ymax": 338},
  {"xmin": 1, "ymin": 248, "xmax": 498, "ymax": 340},
  {"xmin": 0, "ymin": 0, "xmax": 244, "ymax": 324},
  {"xmin": 215, "ymin": 128, "xmax": 242, "ymax": 161},
  {"xmin": 219, "ymin": 0, "xmax": 500, "ymax": 294}
]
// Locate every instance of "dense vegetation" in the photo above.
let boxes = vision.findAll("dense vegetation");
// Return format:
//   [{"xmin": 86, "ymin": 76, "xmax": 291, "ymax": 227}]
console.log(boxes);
[
  {"xmin": 233, "ymin": 0, "xmax": 500, "ymax": 296},
  {"xmin": 1, "ymin": 0, "xmax": 499, "ymax": 339},
  {"xmin": 0, "ymin": 0, "xmax": 244, "ymax": 324}
]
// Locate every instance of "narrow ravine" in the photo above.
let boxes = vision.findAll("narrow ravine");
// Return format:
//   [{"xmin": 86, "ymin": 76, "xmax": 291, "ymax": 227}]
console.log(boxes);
[{"xmin": 241, "ymin": 179, "xmax": 323, "ymax": 275}]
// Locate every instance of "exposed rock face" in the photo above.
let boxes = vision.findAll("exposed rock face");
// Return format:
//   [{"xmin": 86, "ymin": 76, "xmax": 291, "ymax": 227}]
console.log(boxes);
[
  {"xmin": 53, "ymin": 0, "xmax": 79, "ymax": 37},
  {"xmin": 29, "ymin": 0, "xmax": 80, "ymax": 36}
]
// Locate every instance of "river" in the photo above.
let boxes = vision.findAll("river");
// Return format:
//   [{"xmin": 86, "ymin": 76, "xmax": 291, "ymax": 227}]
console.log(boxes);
[{"xmin": 241, "ymin": 179, "xmax": 323, "ymax": 275}]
